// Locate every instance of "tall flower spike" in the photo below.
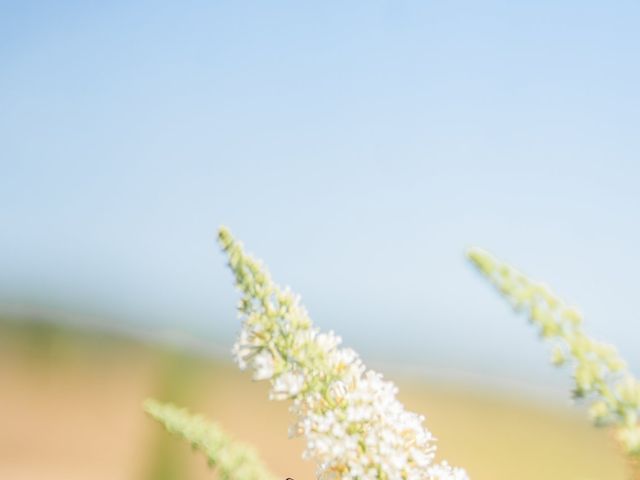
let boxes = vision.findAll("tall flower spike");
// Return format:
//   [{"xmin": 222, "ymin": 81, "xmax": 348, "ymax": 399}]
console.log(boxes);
[
  {"xmin": 468, "ymin": 247, "xmax": 640, "ymax": 461},
  {"xmin": 219, "ymin": 227, "xmax": 468, "ymax": 480}
]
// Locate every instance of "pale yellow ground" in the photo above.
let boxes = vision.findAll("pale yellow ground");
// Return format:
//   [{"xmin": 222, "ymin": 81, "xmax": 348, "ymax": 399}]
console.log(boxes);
[{"xmin": 0, "ymin": 321, "xmax": 631, "ymax": 480}]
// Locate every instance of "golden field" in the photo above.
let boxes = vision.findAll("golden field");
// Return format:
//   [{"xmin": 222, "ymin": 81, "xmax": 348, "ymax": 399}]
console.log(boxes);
[{"xmin": 0, "ymin": 318, "xmax": 630, "ymax": 480}]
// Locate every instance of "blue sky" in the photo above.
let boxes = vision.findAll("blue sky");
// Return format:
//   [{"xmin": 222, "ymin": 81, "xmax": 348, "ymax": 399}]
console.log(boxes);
[{"xmin": 2, "ymin": 1, "xmax": 639, "ymax": 386}]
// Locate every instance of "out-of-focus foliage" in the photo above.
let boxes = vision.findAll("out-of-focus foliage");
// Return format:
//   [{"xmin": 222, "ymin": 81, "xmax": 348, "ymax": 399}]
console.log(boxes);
[
  {"xmin": 468, "ymin": 247, "xmax": 640, "ymax": 465},
  {"xmin": 143, "ymin": 399, "xmax": 278, "ymax": 480}
]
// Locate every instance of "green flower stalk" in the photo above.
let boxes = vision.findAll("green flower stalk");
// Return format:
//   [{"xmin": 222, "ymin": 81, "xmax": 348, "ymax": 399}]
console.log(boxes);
[
  {"xmin": 143, "ymin": 398, "xmax": 278, "ymax": 480},
  {"xmin": 468, "ymin": 247, "xmax": 640, "ymax": 461},
  {"xmin": 219, "ymin": 227, "xmax": 467, "ymax": 480}
]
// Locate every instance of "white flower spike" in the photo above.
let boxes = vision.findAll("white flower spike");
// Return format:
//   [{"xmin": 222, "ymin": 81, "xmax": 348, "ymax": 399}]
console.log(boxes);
[{"xmin": 219, "ymin": 227, "xmax": 468, "ymax": 480}]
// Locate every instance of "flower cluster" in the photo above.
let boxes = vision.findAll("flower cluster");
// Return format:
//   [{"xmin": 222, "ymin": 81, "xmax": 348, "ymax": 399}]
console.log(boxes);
[
  {"xmin": 219, "ymin": 227, "xmax": 468, "ymax": 480},
  {"xmin": 468, "ymin": 247, "xmax": 640, "ymax": 459}
]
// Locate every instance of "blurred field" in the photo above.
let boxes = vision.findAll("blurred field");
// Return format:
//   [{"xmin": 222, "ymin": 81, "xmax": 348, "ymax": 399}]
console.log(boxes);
[{"xmin": 0, "ymin": 316, "xmax": 630, "ymax": 480}]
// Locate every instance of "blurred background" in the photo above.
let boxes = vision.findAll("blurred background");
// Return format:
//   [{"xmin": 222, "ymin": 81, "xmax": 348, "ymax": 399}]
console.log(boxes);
[{"xmin": 2, "ymin": 1, "xmax": 640, "ymax": 479}]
